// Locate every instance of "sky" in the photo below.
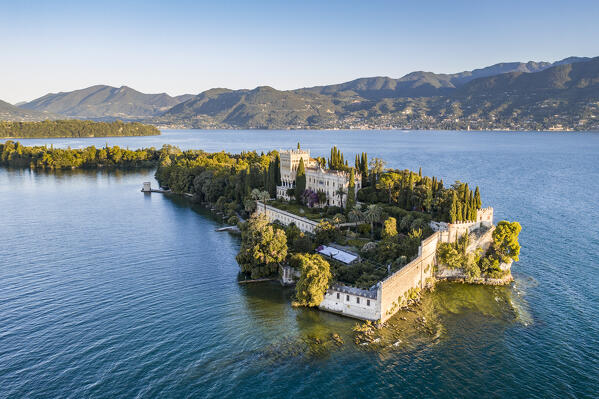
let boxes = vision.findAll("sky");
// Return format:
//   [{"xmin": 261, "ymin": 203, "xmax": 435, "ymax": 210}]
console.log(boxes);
[{"xmin": 2, "ymin": 0, "xmax": 598, "ymax": 104}]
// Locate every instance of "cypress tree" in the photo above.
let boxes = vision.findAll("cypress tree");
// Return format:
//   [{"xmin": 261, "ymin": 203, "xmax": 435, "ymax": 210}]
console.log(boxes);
[
  {"xmin": 274, "ymin": 154, "xmax": 281, "ymax": 186},
  {"xmin": 296, "ymin": 158, "xmax": 306, "ymax": 202},
  {"xmin": 360, "ymin": 152, "xmax": 368, "ymax": 184},
  {"xmin": 355, "ymin": 154, "xmax": 359, "ymax": 170},
  {"xmin": 267, "ymin": 163, "xmax": 276, "ymax": 198},
  {"xmin": 450, "ymin": 191, "xmax": 458, "ymax": 223},
  {"xmin": 468, "ymin": 191, "xmax": 474, "ymax": 220},
  {"xmin": 346, "ymin": 168, "xmax": 356, "ymax": 211},
  {"xmin": 463, "ymin": 183, "xmax": 469, "ymax": 202},
  {"xmin": 456, "ymin": 200, "xmax": 463, "ymax": 221},
  {"xmin": 474, "ymin": 186, "xmax": 482, "ymax": 209},
  {"xmin": 418, "ymin": 167, "xmax": 422, "ymax": 178},
  {"xmin": 244, "ymin": 168, "xmax": 251, "ymax": 196}
]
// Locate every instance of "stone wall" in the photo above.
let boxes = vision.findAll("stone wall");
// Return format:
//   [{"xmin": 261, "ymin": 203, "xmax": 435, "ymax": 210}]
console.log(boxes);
[
  {"xmin": 440, "ymin": 207, "xmax": 494, "ymax": 243},
  {"xmin": 255, "ymin": 202, "xmax": 318, "ymax": 233},
  {"xmin": 378, "ymin": 232, "xmax": 439, "ymax": 323}
]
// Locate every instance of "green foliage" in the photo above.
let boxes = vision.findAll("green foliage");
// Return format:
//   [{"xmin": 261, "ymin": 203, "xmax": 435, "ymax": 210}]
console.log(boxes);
[
  {"xmin": 286, "ymin": 223, "xmax": 315, "ymax": 253},
  {"xmin": 0, "ymin": 140, "xmax": 161, "ymax": 169},
  {"xmin": 437, "ymin": 222, "xmax": 520, "ymax": 281},
  {"xmin": 292, "ymin": 254, "xmax": 332, "ymax": 307},
  {"xmin": 0, "ymin": 120, "xmax": 159, "ymax": 138},
  {"xmin": 357, "ymin": 223, "xmax": 371, "ymax": 236},
  {"xmin": 474, "ymin": 186, "xmax": 482, "ymax": 209},
  {"xmin": 382, "ymin": 217, "xmax": 398, "ymax": 239},
  {"xmin": 315, "ymin": 221, "xmax": 339, "ymax": 244},
  {"xmin": 327, "ymin": 146, "xmax": 350, "ymax": 171},
  {"xmin": 296, "ymin": 157, "xmax": 306, "ymax": 201},
  {"xmin": 437, "ymin": 242, "xmax": 463, "ymax": 269},
  {"xmin": 346, "ymin": 168, "xmax": 356, "ymax": 211},
  {"xmin": 236, "ymin": 214, "xmax": 288, "ymax": 278},
  {"xmin": 364, "ymin": 203, "xmax": 383, "ymax": 237},
  {"xmin": 492, "ymin": 221, "xmax": 522, "ymax": 263},
  {"xmin": 357, "ymin": 166, "xmax": 480, "ymax": 223}
]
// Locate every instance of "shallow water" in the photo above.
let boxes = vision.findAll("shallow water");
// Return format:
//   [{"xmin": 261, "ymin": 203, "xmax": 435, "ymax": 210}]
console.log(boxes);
[{"xmin": 1, "ymin": 130, "xmax": 598, "ymax": 398}]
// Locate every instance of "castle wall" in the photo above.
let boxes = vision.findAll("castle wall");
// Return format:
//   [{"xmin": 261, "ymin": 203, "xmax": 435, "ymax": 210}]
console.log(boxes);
[
  {"xmin": 255, "ymin": 202, "xmax": 318, "ymax": 233},
  {"xmin": 378, "ymin": 232, "xmax": 439, "ymax": 323}
]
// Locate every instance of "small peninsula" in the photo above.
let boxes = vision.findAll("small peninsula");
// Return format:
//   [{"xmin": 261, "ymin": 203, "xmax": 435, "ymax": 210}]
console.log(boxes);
[
  {"xmin": 0, "ymin": 141, "xmax": 521, "ymax": 325},
  {"xmin": 0, "ymin": 120, "xmax": 160, "ymax": 139},
  {"xmin": 153, "ymin": 144, "xmax": 521, "ymax": 324}
]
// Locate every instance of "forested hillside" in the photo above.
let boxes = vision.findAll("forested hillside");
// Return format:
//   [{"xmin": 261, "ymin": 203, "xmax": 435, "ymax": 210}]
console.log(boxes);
[{"xmin": 0, "ymin": 120, "xmax": 160, "ymax": 138}]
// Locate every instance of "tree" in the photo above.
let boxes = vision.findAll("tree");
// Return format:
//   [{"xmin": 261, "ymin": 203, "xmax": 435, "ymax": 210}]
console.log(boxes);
[
  {"xmin": 437, "ymin": 242, "xmax": 462, "ymax": 269},
  {"xmin": 377, "ymin": 172, "xmax": 399, "ymax": 203},
  {"xmin": 382, "ymin": 217, "xmax": 398, "ymax": 239},
  {"xmin": 449, "ymin": 191, "xmax": 458, "ymax": 223},
  {"xmin": 346, "ymin": 168, "xmax": 356, "ymax": 211},
  {"xmin": 316, "ymin": 190, "xmax": 327, "ymax": 206},
  {"xmin": 236, "ymin": 214, "xmax": 288, "ymax": 278},
  {"xmin": 369, "ymin": 157, "xmax": 386, "ymax": 185},
  {"xmin": 348, "ymin": 204, "xmax": 364, "ymax": 223},
  {"xmin": 315, "ymin": 220, "xmax": 338, "ymax": 244},
  {"xmin": 292, "ymin": 254, "xmax": 332, "ymax": 307},
  {"xmin": 474, "ymin": 186, "xmax": 482, "ymax": 209},
  {"xmin": 274, "ymin": 153, "xmax": 281, "ymax": 186},
  {"xmin": 335, "ymin": 186, "xmax": 346, "ymax": 207},
  {"xmin": 492, "ymin": 221, "xmax": 522, "ymax": 263},
  {"xmin": 360, "ymin": 152, "xmax": 368, "ymax": 184},
  {"xmin": 250, "ymin": 188, "xmax": 270, "ymax": 205},
  {"xmin": 296, "ymin": 157, "xmax": 306, "ymax": 201},
  {"xmin": 456, "ymin": 201, "xmax": 463, "ymax": 221},
  {"xmin": 364, "ymin": 203, "xmax": 382, "ymax": 238}
]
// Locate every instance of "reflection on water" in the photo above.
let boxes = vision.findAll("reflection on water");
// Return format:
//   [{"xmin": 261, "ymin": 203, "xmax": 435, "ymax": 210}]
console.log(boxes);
[{"xmin": 2, "ymin": 130, "xmax": 598, "ymax": 398}]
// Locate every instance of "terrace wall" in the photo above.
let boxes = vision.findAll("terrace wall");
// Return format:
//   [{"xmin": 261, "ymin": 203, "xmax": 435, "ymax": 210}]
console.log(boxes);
[
  {"xmin": 255, "ymin": 201, "xmax": 318, "ymax": 233},
  {"xmin": 378, "ymin": 232, "xmax": 439, "ymax": 323}
]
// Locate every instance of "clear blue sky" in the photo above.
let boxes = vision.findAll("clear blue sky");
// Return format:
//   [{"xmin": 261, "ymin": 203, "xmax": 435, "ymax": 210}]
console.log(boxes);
[{"xmin": 2, "ymin": 0, "xmax": 598, "ymax": 103}]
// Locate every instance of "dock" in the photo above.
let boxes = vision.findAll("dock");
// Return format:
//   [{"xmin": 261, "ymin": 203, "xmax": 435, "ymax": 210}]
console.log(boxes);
[{"xmin": 141, "ymin": 181, "xmax": 171, "ymax": 194}]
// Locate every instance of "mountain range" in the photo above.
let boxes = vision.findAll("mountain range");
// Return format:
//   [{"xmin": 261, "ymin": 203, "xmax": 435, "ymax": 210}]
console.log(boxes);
[
  {"xmin": 18, "ymin": 85, "xmax": 194, "ymax": 120},
  {"xmin": 3, "ymin": 56, "xmax": 598, "ymax": 130}
]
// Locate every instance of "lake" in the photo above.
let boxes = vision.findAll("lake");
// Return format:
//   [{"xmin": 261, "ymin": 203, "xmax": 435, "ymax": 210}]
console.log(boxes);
[{"xmin": 1, "ymin": 130, "xmax": 598, "ymax": 398}]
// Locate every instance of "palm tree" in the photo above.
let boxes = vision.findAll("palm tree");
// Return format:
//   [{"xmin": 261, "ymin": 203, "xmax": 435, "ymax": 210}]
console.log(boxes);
[
  {"xmin": 348, "ymin": 205, "xmax": 364, "ymax": 224},
  {"xmin": 256, "ymin": 190, "xmax": 270, "ymax": 204},
  {"xmin": 364, "ymin": 204, "xmax": 382, "ymax": 238},
  {"xmin": 335, "ymin": 187, "xmax": 346, "ymax": 207}
]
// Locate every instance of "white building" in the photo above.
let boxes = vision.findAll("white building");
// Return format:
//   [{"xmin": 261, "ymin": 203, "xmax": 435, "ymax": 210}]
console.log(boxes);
[{"xmin": 276, "ymin": 148, "xmax": 361, "ymax": 207}]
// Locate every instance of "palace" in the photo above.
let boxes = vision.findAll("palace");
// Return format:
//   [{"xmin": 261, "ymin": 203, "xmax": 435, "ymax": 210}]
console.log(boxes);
[{"xmin": 275, "ymin": 148, "xmax": 361, "ymax": 207}]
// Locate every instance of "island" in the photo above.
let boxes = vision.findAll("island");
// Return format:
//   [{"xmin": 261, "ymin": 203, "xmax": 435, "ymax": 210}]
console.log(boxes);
[
  {"xmin": 0, "ymin": 120, "xmax": 160, "ymax": 138},
  {"xmin": 153, "ymin": 144, "xmax": 521, "ymax": 324},
  {"xmin": 0, "ymin": 141, "xmax": 521, "ymax": 325}
]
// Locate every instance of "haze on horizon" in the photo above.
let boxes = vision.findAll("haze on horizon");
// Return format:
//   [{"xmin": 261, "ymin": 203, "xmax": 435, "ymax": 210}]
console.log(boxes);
[{"xmin": 2, "ymin": 0, "xmax": 598, "ymax": 104}]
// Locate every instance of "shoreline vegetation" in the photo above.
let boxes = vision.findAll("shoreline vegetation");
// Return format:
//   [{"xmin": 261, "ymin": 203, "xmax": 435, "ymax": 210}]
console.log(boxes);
[
  {"xmin": 0, "ymin": 141, "xmax": 521, "ymax": 326},
  {"xmin": 0, "ymin": 141, "xmax": 163, "ymax": 169},
  {"xmin": 0, "ymin": 120, "xmax": 160, "ymax": 139}
]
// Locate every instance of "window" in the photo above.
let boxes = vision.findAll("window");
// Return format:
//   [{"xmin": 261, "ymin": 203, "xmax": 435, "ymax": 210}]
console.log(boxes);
[
  {"xmin": 356, "ymin": 297, "xmax": 360, "ymax": 304},
  {"xmin": 367, "ymin": 299, "xmax": 370, "ymax": 306},
  {"xmin": 346, "ymin": 295, "xmax": 350, "ymax": 302},
  {"xmin": 336, "ymin": 293, "xmax": 340, "ymax": 300}
]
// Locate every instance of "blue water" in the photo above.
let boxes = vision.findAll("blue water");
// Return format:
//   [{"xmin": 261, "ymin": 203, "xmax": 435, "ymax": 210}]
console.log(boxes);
[{"xmin": 1, "ymin": 130, "xmax": 598, "ymax": 398}]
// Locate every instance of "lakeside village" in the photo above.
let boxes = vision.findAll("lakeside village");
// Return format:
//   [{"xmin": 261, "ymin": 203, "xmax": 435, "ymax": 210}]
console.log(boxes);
[{"xmin": 150, "ymin": 144, "xmax": 522, "ymax": 326}]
